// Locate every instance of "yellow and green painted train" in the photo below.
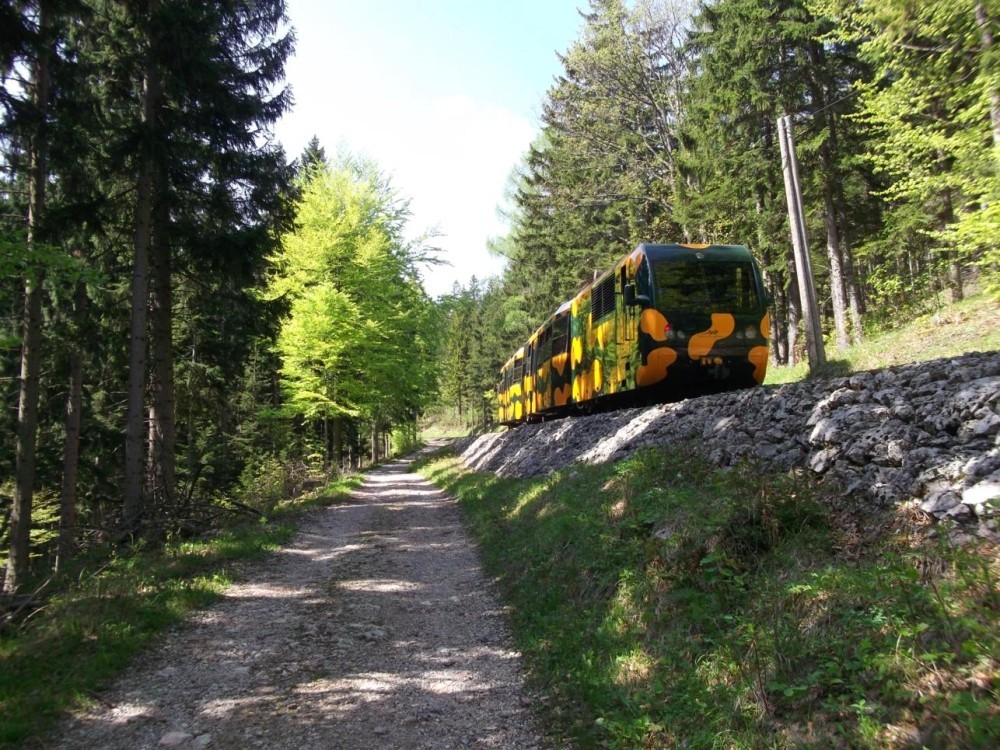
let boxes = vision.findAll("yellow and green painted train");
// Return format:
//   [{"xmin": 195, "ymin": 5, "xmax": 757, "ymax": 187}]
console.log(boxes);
[{"xmin": 497, "ymin": 243, "xmax": 770, "ymax": 425}]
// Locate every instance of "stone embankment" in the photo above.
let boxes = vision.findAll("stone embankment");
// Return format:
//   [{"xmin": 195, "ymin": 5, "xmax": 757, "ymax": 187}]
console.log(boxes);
[{"xmin": 456, "ymin": 351, "xmax": 1000, "ymax": 535}]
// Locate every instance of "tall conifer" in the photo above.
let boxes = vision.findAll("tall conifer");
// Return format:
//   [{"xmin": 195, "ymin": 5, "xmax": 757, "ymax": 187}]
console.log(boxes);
[{"xmin": 2, "ymin": 0, "xmax": 56, "ymax": 593}]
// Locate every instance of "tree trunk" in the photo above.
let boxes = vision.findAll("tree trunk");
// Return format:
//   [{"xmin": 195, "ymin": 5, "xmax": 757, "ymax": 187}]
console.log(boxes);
[
  {"xmin": 940, "ymin": 185, "xmax": 964, "ymax": 303},
  {"xmin": 323, "ymin": 417, "xmax": 330, "ymax": 470},
  {"xmin": 333, "ymin": 417, "xmax": 343, "ymax": 470},
  {"xmin": 977, "ymin": 3, "xmax": 1000, "ymax": 150},
  {"xmin": 822, "ymin": 188, "xmax": 849, "ymax": 349},
  {"xmin": 806, "ymin": 43, "xmax": 850, "ymax": 350},
  {"xmin": 786, "ymin": 261, "xmax": 802, "ymax": 366},
  {"xmin": 766, "ymin": 272, "xmax": 788, "ymax": 366},
  {"xmin": 123, "ymin": 10, "xmax": 161, "ymax": 531},
  {"xmin": 5, "ymin": 0, "xmax": 53, "ymax": 595},
  {"xmin": 185, "ymin": 334, "xmax": 198, "ymax": 488},
  {"xmin": 947, "ymin": 253, "xmax": 964, "ymax": 303},
  {"xmin": 838, "ymin": 225, "xmax": 865, "ymax": 342},
  {"xmin": 147, "ymin": 201, "xmax": 175, "ymax": 521},
  {"xmin": 58, "ymin": 282, "xmax": 87, "ymax": 570}
]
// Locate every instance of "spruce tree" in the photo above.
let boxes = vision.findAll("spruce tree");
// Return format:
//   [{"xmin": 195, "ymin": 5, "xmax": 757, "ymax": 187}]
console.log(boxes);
[
  {"xmin": 49, "ymin": 1, "xmax": 293, "ymax": 532},
  {"xmin": 299, "ymin": 135, "xmax": 329, "ymax": 175},
  {"xmin": 680, "ymin": 0, "xmax": 872, "ymax": 361},
  {"xmin": 2, "ymin": 0, "xmax": 56, "ymax": 593}
]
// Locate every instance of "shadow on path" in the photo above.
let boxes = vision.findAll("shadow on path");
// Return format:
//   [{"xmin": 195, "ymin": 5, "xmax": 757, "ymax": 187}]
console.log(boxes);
[{"xmin": 50, "ymin": 446, "xmax": 542, "ymax": 750}]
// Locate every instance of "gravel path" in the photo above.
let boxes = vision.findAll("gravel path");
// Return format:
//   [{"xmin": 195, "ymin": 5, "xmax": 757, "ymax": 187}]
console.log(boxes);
[{"xmin": 50, "ymin": 445, "xmax": 543, "ymax": 749}]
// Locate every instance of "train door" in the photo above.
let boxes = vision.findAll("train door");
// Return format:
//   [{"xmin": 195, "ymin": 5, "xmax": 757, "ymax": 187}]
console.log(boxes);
[
  {"xmin": 551, "ymin": 312, "xmax": 571, "ymax": 407},
  {"xmin": 616, "ymin": 265, "xmax": 631, "ymax": 391},
  {"xmin": 571, "ymin": 292, "xmax": 595, "ymax": 404},
  {"xmin": 523, "ymin": 341, "xmax": 535, "ymax": 419},
  {"xmin": 590, "ymin": 274, "xmax": 616, "ymax": 397},
  {"xmin": 536, "ymin": 324, "xmax": 553, "ymax": 413},
  {"xmin": 512, "ymin": 349, "xmax": 524, "ymax": 421}
]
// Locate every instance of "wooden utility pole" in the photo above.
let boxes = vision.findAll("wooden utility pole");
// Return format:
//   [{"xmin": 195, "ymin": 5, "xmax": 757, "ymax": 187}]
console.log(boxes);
[{"xmin": 777, "ymin": 114, "xmax": 826, "ymax": 372}]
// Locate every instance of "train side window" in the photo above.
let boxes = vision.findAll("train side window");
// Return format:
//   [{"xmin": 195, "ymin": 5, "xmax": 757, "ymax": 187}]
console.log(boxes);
[
  {"xmin": 539, "ymin": 325, "xmax": 553, "ymax": 363},
  {"xmin": 637, "ymin": 257, "xmax": 653, "ymax": 299},
  {"xmin": 551, "ymin": 315, "xmax": 569, "ymax": 356}
]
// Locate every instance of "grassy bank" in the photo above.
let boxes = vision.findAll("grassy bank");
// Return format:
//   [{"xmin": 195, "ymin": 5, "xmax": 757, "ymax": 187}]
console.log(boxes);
[
  {"xmin": 766, "ymin": 292, "xmax": 999, "ymax": 385},
  {"xmin": 0, "ymin": 475, "xmax": 361, "ymax": 749},
  {"xmin": 419, "ymin": 447, "xmax": 999, "ymax": 748}
]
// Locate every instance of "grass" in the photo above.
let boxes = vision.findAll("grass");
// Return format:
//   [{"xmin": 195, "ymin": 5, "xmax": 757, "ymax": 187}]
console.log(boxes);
[
  {"xmin": 420, "ymin": 421, "xmax": 473, "ymax": 440},
  {"xmin": 413, "ymin": 291, "xmax": 1000, "ymax": 747},
  {"xmin": 417, "ymin": 448, "xmax": 999, "ymax": 748},
  {"xmin": 766, "ymin": 290, "xmax": 999, "ymax": 385},
  {"xmin": 0, "ymin": 473, "xmax": 361, "ymax": 749},
  {"xmin": 416, "ymin": 292, "xmax": 1000, "ymax": 745},
  {"xmin": 419, "ymin": 404, "xmax": 498, "ymax": 440}
]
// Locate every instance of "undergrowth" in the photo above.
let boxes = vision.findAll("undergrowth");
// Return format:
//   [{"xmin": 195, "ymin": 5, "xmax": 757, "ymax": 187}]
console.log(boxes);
[
  {"xmin": 418, "ymin": 447, "xmax": 999, "ymax": 749},
  {"xmin": 0, "ymin": 474, "xmax": 361, "ymax": 749}
]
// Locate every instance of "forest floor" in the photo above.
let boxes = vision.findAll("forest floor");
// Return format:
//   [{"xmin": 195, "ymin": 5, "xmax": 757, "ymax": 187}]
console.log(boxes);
[{"xmin": 46, "ymin": 442, "xmax": 542, "ymax": 750}]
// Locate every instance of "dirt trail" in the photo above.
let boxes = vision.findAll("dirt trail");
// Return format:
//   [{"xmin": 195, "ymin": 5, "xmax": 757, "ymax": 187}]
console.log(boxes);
[{"xmin": 50, "ymin": 445, "xmax": 542, "ymax": 749}]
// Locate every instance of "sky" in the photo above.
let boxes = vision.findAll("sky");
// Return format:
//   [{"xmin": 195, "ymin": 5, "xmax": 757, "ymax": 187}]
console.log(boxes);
[{"xmin": 273, "ymin": 0, "xmax": 587, "ymax": 299}]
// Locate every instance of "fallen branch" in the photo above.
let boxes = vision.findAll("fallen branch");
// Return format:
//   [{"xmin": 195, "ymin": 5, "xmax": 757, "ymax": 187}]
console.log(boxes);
[
  {"xmin": 216, "ymin": 496, "xmax": 265, "ymax": 517},
  {"xmin": 0, "ymin": 573, "xmax": 55, "ymax": 633}
]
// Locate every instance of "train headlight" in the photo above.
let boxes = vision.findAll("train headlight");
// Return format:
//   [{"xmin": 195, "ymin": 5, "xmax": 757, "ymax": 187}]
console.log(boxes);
[{"xmin": 744, "ymin": 325, "xmax": 756, "ymax": 339}]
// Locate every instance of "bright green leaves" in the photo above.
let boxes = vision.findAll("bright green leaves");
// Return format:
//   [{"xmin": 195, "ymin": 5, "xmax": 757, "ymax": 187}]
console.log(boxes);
[
  {"xmin": 277, "ymin": 285, "xmax": 362, "ymax": 419},
  {"xmin": 268, "ymin": 158, "xmax": 438, "ymax": 428},
  {"xmin": 818, "ymin": 0, "xmax": 1000, "ymax": 296}
]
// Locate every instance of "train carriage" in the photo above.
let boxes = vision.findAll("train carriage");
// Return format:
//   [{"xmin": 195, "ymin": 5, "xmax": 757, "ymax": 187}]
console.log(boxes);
[
  {"xmin": 497, "ymin": 347, "xmax": 526, "ymax": 424},
  {"xmin": 497, "ymin": 243, "xmax": 770, "ymax": 425}
]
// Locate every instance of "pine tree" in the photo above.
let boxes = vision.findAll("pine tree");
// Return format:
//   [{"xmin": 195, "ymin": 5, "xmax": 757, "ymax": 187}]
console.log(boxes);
[
  {"xmin": 65, "ymin": 0, "xmax": 294, "ymax": 530},
  {"xmin": 680, "ymin": 0, "xmax": 873, "ymax": 361},
  {"xmin": 2, "ymin": 0, "xmax": 56, "ymax": 593},
  {"xmin": 299, "ymin": 135, "xmax": 329, "ymax": 175},
  {"xmin": 500, "ymin": 0, "xmax": 695, "ymax": 336},
  {"xmin": 1, "ymin": 0, "xmax": 293, "ymax": 569}
]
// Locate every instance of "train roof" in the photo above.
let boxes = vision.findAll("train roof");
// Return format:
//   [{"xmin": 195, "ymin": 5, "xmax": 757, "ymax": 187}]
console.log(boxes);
[{"xmin": 637, "ymin": 243, "xmax": 755, "ymax": 263}]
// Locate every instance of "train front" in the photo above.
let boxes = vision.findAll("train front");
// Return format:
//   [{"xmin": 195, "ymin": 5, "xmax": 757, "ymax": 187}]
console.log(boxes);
[{"xmin": 635, "ymin": 243, "xmax": 770, "ymax": 392}]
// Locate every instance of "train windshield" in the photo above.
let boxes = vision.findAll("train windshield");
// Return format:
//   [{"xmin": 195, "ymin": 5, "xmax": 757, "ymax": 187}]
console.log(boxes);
[{"xmin": 652, "ymin": 258, "xmax": 760, "ymax": 314}]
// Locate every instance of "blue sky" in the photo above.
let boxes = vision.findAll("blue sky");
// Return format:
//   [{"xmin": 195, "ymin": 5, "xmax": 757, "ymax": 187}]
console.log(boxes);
[{"xmin": 274, "ymin": 0, "xmax": 587, "ymax": 298}]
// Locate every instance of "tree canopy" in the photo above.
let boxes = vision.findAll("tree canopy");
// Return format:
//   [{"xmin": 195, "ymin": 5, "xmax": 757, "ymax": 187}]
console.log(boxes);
[
  {"xmin": 2, "ymin": 0, "xmax": 997, "ymax": 592},
  {"xmin": 269, "ymin": 158, "xmax": 438, "ymax": 450}
]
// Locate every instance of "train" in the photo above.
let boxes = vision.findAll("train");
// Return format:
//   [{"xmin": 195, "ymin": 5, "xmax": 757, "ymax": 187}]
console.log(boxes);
[{"xmin": 497, "ymin": 243, "xmax": 771, "ymax": 425}]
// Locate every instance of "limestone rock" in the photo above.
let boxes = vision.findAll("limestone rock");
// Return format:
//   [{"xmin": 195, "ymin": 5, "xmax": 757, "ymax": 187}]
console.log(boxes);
[{"xmin": 457, "ymin": 351, "xmax": 1000, "ymax": 530}]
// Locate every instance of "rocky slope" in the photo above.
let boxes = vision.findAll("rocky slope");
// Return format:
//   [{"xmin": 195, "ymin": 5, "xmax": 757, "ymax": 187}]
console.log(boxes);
[{"xmin": 457, "ymin": 350, "xmax": 1000, "ymax": 536}]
